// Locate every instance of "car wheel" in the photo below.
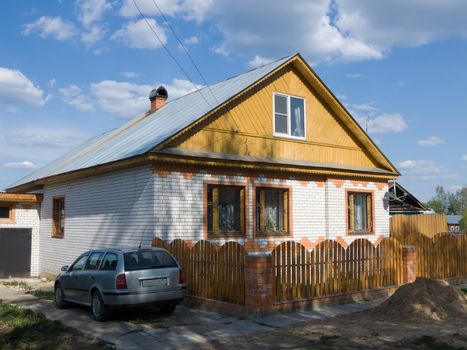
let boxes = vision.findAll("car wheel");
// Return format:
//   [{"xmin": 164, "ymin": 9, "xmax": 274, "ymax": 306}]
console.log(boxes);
[
  {"xmin": 54, "ymin": 284, "xmax": 67, "ymax": 309},
  {"xmin": 91, "ymin": 291, "xmax": 108, "ymax": 322},
  {"xmin": 159, "ymin": 303, "xmax": 176, "ymax": 314}
]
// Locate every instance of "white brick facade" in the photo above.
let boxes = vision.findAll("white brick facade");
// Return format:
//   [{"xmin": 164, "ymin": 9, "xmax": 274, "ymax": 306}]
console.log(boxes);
[
  {"xmin": 0, "ymin": 203, "xmax": 41, "ymax": 276},
  {"xmin": 37, "ymin": 165, "xmax": 390, "ymax": 277}
]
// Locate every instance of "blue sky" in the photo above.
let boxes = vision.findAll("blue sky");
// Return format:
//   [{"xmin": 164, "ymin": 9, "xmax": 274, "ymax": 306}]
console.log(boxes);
[{"xmin": 0, "ymin": 0, "xmax": 466, "ymax": 201}]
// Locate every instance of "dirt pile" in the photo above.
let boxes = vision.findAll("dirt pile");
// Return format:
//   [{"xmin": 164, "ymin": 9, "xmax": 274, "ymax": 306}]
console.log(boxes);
[{"xmin": 370, "ymin": 278, "xmax": 467, "ymax": 321}]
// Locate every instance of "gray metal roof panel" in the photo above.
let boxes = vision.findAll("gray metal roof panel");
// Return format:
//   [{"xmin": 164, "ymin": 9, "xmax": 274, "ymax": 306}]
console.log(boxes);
[{"xmin": 8, "ymin": 55, "xmax": 293, "ymax": 190}]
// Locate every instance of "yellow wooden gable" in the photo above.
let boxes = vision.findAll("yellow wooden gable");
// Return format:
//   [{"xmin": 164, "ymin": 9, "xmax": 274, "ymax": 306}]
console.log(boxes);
[{"xmin": 156, "ymin": 54, "xmax": 398, "ymax": 178}]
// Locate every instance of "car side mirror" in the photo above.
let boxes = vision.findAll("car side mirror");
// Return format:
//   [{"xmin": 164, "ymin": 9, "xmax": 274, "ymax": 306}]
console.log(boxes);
[{"xmin": 61, "ymin": 265, "xmax": 69, "ymax": 272}]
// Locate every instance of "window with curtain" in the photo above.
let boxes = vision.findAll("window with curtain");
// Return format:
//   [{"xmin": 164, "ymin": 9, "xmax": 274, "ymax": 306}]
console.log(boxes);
[
  {"xmin": 348, "ymin": 192, "xmax": 373, "ymax": 233},
  {"xmin": 273, "ymin": 93, "xmax": 305, "ymax": 139},
  {"xmin": 256, "ymin": 187, "xmax": 289, "ymax": 235},
  {"xmin": 207, "ymin": 185, "xmax": 245, "ymax": 236},
  {"xmin": 52, "ymin": 197, "xmax": 65, "ymax": 237}
]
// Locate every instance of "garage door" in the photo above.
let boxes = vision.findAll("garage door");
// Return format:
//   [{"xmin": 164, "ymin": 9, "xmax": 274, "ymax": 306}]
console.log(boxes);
[{"xmin": 0, "ymin": 228, "xmax": 31, "ymax": 278}]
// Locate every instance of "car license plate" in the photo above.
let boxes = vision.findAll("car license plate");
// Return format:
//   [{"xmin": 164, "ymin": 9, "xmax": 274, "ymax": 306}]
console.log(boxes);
[{"xmin": 141, "ymin": 278, "xmax": 168, "ymax": 288}]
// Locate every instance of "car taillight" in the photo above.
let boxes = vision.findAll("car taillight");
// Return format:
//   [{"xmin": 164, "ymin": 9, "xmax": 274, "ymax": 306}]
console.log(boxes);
[
  {"xmin": 116, "ymin": 274, "xmax": 127, "ymax": 290},
  {"xmin": 179, "ymin": 268, "xmax": 184, "ymax": 284}
]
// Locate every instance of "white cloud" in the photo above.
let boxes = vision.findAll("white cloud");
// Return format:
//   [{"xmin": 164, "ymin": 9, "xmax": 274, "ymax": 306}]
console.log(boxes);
[
  {"xmin": 5, "ymin": 106, "xmax": 21, "ymax": 114},
  {"xmin": 398, "ymin": 159, "xmax": 456, "ymax": 181},
  {"xmin": 0, "ymin": 67, "xmax": 45, "ymax": 106},
  {"xmin": 366, "ymin": 113, "xmax": 407, "ymax": 133},
  {"xmin": 184, "ymin": 36, "xmax": 199, "ymax": 45},
  {"xmin": 462, "ymin": 155, "xmax": 467, "ymax": 161},
  {"xmin": 59, "ymin": 85, "xmax": 95, "ymax": 112},
  {"xmin": 4, "ymin": 128, "xmax": 85, "ymax": 149},
  {"xmin": 2, "ymin": 161, "xmax": 35, "ymax": 169},
  {"xmin": 91, "ymin": 80, "xmax": 153, "ymax": 118},
  {"xmin": 80, "ymin": 25, "xmax": 106, "ymax": 47},
  {"xmin": 90, "ymin": 78, "xmax": 201, "ymax": 118},
  {"xmin": 248, "ymin": 55, "xmax": 274, "ymax": 68},
  {"xmin": 350, "ymin": 103, "xmax": 377, "ymax": 112},
  {"xmin": 335, "ymin": 1, "xmax": 467, "ymax": 50},
  {"xmin": 346, "ymin": 73, "xmax": 364, "ymax": 79},
  {"xmin": 120, "ymin": 71, "xmax": 140, "ymax": 79},
  {"xmin": 112, "ymin": 19, "xmax": 167, "ymax": 49},
  {"xmin": 22, "ymin": 16, "xmax": 77, "ymax": 41},
  {"xmin": 76, "ymin": 0, "xmax": 111, "ymax": 27},
  {"xmin": 417, "ymin": 136, "xmax": 446, "ymax": 147},
  {"xmin": 49, "ymin": 79, "xmax": 57, "ymax": 87},
  {"xmin": 119, "ymin": 0, "xmax": 212, "ymax": 23}
]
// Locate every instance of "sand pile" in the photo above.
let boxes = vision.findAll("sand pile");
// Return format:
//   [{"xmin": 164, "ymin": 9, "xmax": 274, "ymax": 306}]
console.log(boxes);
[{"xmin": 370, "ymin": 278, "xmax": 467, "ymax": 321}]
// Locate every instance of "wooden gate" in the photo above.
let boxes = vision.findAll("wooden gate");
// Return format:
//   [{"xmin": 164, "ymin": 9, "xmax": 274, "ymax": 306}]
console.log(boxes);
[{"xmin": 153, "ymin": 238, "xmax": 245, "ymax": 304}]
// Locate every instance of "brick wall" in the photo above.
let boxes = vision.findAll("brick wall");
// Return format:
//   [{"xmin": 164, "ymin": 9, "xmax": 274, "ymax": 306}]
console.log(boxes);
[
  {"xmin": 153, "ymin": 169, "xmax": 390, "ymax": 249},
  {"xmin": 0, "ymin": 203, "xmax": 41, "ymax": 276}
]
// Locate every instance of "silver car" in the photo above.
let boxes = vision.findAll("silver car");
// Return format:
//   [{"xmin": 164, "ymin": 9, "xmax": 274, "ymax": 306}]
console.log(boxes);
[{"xmin": 54, "ymin": 247, "xmax": 186, "ymax": 321}]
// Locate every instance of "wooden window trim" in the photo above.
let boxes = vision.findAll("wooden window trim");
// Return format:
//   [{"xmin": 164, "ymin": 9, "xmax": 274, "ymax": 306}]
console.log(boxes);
[
  {"xmin": 204, "ymin": 181, "xmax": 248, "ymax": 239},
  {"xmin": 0, "ymin": 203, "xmax": 15, "ymax": 224},
  {"xmin": 346, "ymin": 189, "xmax": 375, "ymax": 236},
  {"xmin": 272, "ymin": 92, "xmax": 307, "ymax": 141},
  {"xmin": 52, "ymin": 196, "xmax": 65, "ymax": 239},
  {"xmin": 253, "ymin": 184, "xmax": 292, "ymax": 238}
]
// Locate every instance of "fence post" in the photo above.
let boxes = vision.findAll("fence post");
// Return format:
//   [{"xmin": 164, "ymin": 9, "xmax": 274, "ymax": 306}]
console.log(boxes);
[
  {"xmin": 244, "ymin": 252, "xmax": 274, "ymax": 315},
  {"xmin": 402, "ymin": 245, "xmax": 417, "ymax": 284}
]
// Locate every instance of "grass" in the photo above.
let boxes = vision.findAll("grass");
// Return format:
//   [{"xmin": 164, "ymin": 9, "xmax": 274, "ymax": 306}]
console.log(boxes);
[
  {"xmin": 461, "ymin": 288, "xmax": 467, "ymax": 295},
  {"xmin": 410, "ymin": 335, "xmax": 464, "ymax": 350},
  {"xmin": 0, "ymin": 301, "xmax": 111, "ymax": 350},
  {"xmin": 2, "ymin": 281, "xmax": 54, "ymax": 301}
]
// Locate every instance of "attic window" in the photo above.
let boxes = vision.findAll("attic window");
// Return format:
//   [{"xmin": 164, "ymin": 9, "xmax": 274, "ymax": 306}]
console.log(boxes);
[
  {"xmin": 273, "ymin": 93, "xmax": 305, "ymax": 139},
  {"xmin": 0, "ymin": 205, "xmax": 12, "ymax": 221}
]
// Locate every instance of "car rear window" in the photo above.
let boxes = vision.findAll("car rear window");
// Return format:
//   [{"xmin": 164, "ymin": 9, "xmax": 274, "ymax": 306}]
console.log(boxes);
[{"xmin": 124, "ymin": 250, "xmax": 178, "ymax": 271}]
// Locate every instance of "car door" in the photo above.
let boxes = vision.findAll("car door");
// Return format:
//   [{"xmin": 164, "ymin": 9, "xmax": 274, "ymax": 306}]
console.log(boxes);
[
  {"xmin": 98, "ymin": 252, "xmax": 119, "ymax": 296},
  {"xmin": 77, "ymin": 251, "xmax": 105, "ymax": 303},
  {"xmin": 62, "ymin": 253, "xmax": 89, "ymax": 301}
]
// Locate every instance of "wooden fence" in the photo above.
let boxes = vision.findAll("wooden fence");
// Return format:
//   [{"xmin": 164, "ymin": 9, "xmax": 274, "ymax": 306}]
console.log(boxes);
[
  {"xmin": 415, "ymin": 232, "xmax": 467, "ymax": 279},
  {"xmin": 390, "ymin": 214, "xmax": 447, "ymax": 243},
  {"xmin": 152, "ymin": 238, "xmax": 245, "ymax": 304},
  {"xmin": 272, "ymin": 238, "xmax": 403, "ymax": 302}
]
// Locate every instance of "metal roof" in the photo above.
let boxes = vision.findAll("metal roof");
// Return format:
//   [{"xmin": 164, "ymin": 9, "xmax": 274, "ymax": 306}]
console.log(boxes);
[
  {"xmin": 447, "ymin": 215, "xmax": 462, "ymax": 225},
  {"xmin": 8, "ymin": 55, "xmax": 293, "ymax": 190}
]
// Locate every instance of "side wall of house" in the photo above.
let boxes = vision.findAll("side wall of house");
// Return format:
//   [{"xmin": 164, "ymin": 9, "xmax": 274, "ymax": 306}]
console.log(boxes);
[
  {"xmin": 153, "ymin": 168, "xmax": 390, "ymax": 250},
  {"xmin": 38, "ymin": 166, "xmax": 155, "ymax": 277},
  {"xmin": 0, "ymin": 203, "xmax": 41, "ymax": 276}
]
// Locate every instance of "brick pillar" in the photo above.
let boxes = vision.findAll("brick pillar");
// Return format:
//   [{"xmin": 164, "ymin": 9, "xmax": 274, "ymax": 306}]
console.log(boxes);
[
  {"xmin": 402, "ymin": 245, "xmax": 417, "ymax": 284},
  {"xmin": 244, "ymin": 253, "xmax": 274, "ymax": 315}
]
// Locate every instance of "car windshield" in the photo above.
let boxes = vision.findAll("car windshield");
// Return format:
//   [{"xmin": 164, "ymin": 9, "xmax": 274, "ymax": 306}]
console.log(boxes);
[{"xmin": 124, "ymin": 250, "xmax": 178, "ymax": 271}]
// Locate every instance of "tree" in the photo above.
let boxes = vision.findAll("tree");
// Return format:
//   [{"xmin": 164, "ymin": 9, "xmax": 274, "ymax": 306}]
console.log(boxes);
[{"xmin": 424, "ymin": 185, "xmax": 466, "ymax": 215}]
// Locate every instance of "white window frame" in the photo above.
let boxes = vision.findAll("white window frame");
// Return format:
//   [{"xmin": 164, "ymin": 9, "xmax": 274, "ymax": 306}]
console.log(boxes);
[{"xmin": 273, "ymin": 92, "xmax": 306, "ymax": 140}]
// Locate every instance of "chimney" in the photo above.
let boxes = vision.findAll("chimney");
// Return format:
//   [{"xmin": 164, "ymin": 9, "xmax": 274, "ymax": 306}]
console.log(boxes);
[{"xmin": 149, "ymin": 85, "xmax": 168, "ymax": 113}]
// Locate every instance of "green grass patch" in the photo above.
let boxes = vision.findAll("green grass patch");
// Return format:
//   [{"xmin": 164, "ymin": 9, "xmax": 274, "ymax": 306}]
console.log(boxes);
[
  {"xmin": 0, "ymin": 301, "xmax": 111, "ymax": 349},
  {"xmin": 2, "ymin": 281, "xmax": 31, "ymax": 291},
  {"xmin": 410, "ymin": 335, "xmax": 463, "ymax": 350},
  {"xmin": 461, "ymin": 288, "xmax": 467, "ymax": 295}
]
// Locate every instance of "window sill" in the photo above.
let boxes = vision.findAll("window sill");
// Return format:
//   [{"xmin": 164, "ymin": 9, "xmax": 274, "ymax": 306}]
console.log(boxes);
[
  {"xmin": 255, "ymin": 231, "xmax": 290, "ymax": 237},
  {"xmin": 51, "ymin": 234, "xmax": 64, "ymax": 239},
  {"xmin": 347, "ymin": 231, "xmax": 374, "ymax": 235},
  {"xmin": 273, "ymin": 133, "xmax": 306, "ymax": 141},
  {"xmin": 208, "ymin": 232, "xmax": 245, "ymax": 239}
]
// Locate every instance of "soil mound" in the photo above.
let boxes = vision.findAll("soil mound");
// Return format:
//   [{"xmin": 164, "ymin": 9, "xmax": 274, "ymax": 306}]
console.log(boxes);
[{"xmin": 370, "ymin": 278, "xmax": 467, "ymax": 321}]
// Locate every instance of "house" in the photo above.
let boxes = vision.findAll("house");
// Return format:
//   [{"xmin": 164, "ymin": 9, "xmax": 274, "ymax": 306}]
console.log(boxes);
[
  {"xmin": 388, "ymin": 181, "xmax": 428, "ymax": 215},
  {"xmin": 6, "ymin": 53, "xmax": 399, "ymax": 279},
  {"xmin": 447, "ymin": 215, "xmax": 463, "ymax": 233}
]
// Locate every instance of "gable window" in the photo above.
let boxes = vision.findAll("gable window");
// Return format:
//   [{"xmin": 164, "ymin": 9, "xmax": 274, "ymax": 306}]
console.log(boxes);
[
  {"xmin": 207, "ymin": 184, "xmax": 245, "ymax": 236},
  {"xmin": 256, "ymin": 187, "xmax": 289, "ymax": 235},
  {"xmin": 0, "ymin": 205, "xmax": 12, "ymax": 220},
  {"xmin": 348, "ymin": 192, "xmax": 373, "ymax": 234},
  {"xmin": 273, "ymin": 93, "xmax": 305, "ymax": 139},
  {"xmin": 52, "ymin": 197, "xmax": 65, "ymax": 238}
]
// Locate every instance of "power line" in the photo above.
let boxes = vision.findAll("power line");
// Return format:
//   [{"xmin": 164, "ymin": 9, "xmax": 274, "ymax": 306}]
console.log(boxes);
[
  {"xmin": 132, "ymin": 0, "xmax": 212, "ymax": 109},
  {"xmin": 150, "ymin": 0, "xmax": 221, "ymax": 105}
]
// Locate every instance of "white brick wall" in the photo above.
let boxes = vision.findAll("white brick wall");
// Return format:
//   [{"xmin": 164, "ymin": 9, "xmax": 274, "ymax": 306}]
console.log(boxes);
[
  {"xmin": 0, "ymin": 203, "xmax": 41, "ymax": 276},
  {"xmin": 39, "ymin": 166, "xmax": 155, "ymax": 276},
  {"xmin": 37, "ymin": 166, "xmax": 390, "ymax": 276}
]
